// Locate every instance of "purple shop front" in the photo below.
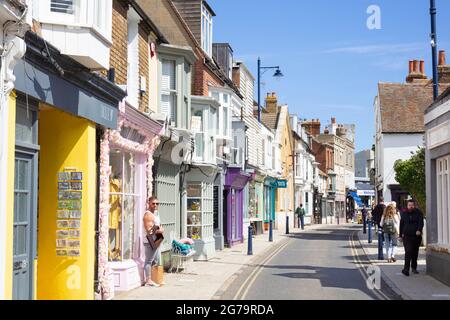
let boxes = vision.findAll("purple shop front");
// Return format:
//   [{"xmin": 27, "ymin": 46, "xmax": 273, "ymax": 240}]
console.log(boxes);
[{"xmin": 224, "ymin": 168, "xmax": 252, "ymax": 247}]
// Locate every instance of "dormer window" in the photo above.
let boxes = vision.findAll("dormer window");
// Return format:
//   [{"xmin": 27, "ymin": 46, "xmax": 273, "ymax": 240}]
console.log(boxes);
[{"xmin": 201, "ymin": 4, "xmax": 213, "ymax": 56}]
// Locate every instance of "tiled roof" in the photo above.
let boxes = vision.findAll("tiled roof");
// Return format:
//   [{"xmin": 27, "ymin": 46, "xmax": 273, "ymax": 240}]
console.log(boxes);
[
  {"xmin": 261, "ymin": 113, "xmax": 279, "ymax": 130},
  {"xmin": 378, "ymin": 82, "xmax": 449, "ymax": 133}
]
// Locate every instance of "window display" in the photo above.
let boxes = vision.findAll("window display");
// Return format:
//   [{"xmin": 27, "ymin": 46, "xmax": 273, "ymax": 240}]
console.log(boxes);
[
  {"xmin": 108, "ymin": 149, "xmax": 139, "ymax": 261},
  {"xmin": 187, "ymin": 183, "xmax": 214, "ymax": 241}
]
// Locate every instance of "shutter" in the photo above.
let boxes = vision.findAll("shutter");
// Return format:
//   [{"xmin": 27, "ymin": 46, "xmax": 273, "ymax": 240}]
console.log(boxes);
[
  {"xmin": 51, "ymin": 0, "xmax": 74, "ymax": 14},
  {"xmin": 162, "ymin": 60, "xmax": 176, "ymax": 91}
]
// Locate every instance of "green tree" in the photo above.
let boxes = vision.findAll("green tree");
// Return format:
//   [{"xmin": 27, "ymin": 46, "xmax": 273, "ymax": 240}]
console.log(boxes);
[{"xmin": 394, "ymin": 148, "xmax": 426, "ymax": 214}]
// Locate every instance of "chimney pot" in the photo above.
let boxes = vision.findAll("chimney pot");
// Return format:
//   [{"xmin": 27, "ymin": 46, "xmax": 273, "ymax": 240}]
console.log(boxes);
[
  {"xmin": 439, "ymin": 50, "xmax": 446, "ymax": 66},
  {"xmin": 409, "ymin": 60, "xmax": 414, "ymax": 74},
  {"xmin": 413, "ymin": 60, "xmax": 420, "ymax": 73},
  {"xmin": 420, "ymin": 60, "xmax": 425, "ymax": 75}
]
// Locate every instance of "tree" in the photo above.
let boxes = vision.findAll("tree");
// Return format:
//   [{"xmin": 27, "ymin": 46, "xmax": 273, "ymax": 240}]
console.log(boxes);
[{"xmin": 394, "ymin": 148, "xmax": 426, "ymax": 214}]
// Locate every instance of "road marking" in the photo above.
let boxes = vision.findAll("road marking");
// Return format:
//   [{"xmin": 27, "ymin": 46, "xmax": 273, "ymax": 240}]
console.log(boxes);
[
  {"xmin": 349, "ymin": 231, "xmax": 389, "ymax": 300},
  {"xmin": 233, "ymin": 238, "xmax": 292, "ymax": 300}
]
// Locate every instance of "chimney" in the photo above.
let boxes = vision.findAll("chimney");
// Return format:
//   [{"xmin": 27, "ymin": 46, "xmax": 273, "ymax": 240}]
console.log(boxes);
[
  {"xmin": 406, "ymin": 59, "xmax": 428, "ymax": 83},
  {"xmin": 265, "ymin": 92, "xmax": 278, "ymax": 113},
  {"xmin": 438, "ymin": 50, "xmax": 450, "ymax": 84},
  {"xmin": 302, "ymin": 119, "xmax": 321, "ymax": 137}
]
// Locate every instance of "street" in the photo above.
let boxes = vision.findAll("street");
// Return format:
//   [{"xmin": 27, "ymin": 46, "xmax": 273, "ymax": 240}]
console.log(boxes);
[{"xmin": 219, "ymin": 225, "xmax": 401, "ymax": 300}]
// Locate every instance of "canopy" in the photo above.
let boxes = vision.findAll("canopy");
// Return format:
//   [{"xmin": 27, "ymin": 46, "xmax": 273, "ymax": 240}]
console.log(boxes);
[{"xmin": 348, "ymin": 191, "xmax": 364, "ymax": 207}]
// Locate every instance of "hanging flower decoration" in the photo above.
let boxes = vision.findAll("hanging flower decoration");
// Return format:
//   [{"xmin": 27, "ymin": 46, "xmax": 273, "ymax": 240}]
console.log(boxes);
[{"xmin": 97, "ymin": 100, "xmax": 164, "ymax": 300}]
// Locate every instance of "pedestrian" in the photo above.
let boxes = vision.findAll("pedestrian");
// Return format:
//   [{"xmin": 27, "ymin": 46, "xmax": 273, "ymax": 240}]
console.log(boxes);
[
  {"xmin": 143, "ymin": 212, "xmax": 160, "ymax": 287},
  {"xmin": 295, "ymin": 204, "xmax": 306, "ymax": 230},
  {"xmin": 362, "ymin": 205, "xmax": 368, "ymax": 233},
  {"xmin": 380, "ymin": 204, "xmax": 400, "ymax": 263},
  {"xmin": 144, "ymin": 196, "xmax": 165, "ymax": 285},
  {"xmin": 372, "ymin": 197, "xmax": 385, "ymax": 231},
  {"xmin": 400, "ymin": 200, "xmax": 424, "ymax": 276}
]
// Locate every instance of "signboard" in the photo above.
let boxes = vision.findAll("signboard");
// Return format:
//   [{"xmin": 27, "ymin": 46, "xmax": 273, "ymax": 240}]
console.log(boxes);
[
  {"xmin": 276, "ymin": 179, "xmax": 288, "ymax": 188},
  {"xmin": 357, "ymin": 190, "xmax": 376, "ymax": 197}
]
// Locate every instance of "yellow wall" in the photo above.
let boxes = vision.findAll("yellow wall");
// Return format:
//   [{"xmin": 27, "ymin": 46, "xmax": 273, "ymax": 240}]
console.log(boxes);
[
  {"xmin": 276, "ymin": 112, "xmax": 294, "ymax": 213},
  {"xmin": 4, "ymin": 92, "xmax": 17, "ymax": 299},
  {"xmin": 37, "ymin": 106, "xmax": 96, "ymax": 300}
]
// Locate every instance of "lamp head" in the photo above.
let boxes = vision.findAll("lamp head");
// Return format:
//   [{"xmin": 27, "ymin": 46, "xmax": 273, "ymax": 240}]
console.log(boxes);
[{"xmin": 273, "ymin": 68, "xmax": 284, "ymax": 78}]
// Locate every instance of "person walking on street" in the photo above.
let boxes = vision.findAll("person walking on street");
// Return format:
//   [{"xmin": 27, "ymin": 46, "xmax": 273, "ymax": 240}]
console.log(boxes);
[
  {"xmin": 296, "ymin": 204, "xmax": 306, "ymax": 230},
  {"xmin": 400, "ymin": 200, "xmax": 424, "ymax": 276},
  {"xmin": 372, "ymin": 198, "xmax": 386, "ymax": 231},
  {"xmin": 380, "ymin": 204, "xmax": 400, "ymax": 263},
  {"xmin": 362, "ymin": 206, "xmax": 368, "ymax": 233}
]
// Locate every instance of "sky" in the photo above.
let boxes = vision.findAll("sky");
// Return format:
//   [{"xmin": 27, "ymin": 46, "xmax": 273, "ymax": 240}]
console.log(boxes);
[{"xmin": 208, "ymin": 0, "xmax": 450, "ymax": 152}]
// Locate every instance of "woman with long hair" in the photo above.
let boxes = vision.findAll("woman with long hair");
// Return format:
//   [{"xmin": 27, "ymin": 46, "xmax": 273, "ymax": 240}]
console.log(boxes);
[{"xmin": 380, "ymin": 204, "xmax": 400, "ymax": 263}]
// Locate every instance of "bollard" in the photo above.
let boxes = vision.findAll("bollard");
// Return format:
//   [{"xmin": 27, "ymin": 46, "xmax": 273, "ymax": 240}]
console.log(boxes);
[
  {"xmin": 248, "ymin": 225, "xmax": 253, "ymax": 255},
  {"xmin": 368, "ymin": 219, "xmax": 372, "ymax": 243},
  {"xmin": 269, "ymin": 220, "xmax": 273, "ymax": 242},
  {"xmin": 286, "ymin": 215, "xmax": 289, "ymax": 234},
  {"xmin": 378, "ymin": 228, "xmax": 384, "ymax": 260}
]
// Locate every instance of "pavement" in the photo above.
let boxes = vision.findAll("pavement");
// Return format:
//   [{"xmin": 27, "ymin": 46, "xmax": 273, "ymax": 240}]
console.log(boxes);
[
  {"xmin": 115, "ymin": 224, "xmax": 319, "ymax": 300},
  {"xmin": 357, "ymin": 226, "xmax": 450, "ymax": 300}
]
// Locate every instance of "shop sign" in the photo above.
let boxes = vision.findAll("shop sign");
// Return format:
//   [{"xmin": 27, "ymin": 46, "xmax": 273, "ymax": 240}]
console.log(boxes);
[{"xmin": 276, "ymin": 179, "xmax": 288, "ymax": 188}]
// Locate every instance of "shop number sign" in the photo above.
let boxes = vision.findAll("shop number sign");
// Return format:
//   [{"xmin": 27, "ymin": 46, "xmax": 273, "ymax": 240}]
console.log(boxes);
[{"xmin": 56, "ymin": 168, "xmax": 83, "ymax": 257}]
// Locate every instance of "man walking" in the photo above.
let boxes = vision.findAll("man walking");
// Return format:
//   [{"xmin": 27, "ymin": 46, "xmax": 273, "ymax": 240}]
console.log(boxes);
[
  {"xmin": 296, "ymin": 204, "xmax": 306, "ymax": 230},
  {"xmin": 400, "ymin": 200, "xmax": 424, "ymax": 276},
  {"xmin": 372, "ymin": 197, "xmax": 385, "ymax": 231}
]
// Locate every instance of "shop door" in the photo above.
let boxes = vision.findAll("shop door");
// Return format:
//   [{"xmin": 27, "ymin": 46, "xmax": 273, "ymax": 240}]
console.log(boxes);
[
  {"xmin": 231, "ymin": 189, "xmax": 238, "ymax": 242},
  {"xmin": 13, "ymin": 152, "xmax": 37, "ymax": 300},
  {"xmin": 154, "ymin": 161, "xmax": 179, "ymax": 252}
]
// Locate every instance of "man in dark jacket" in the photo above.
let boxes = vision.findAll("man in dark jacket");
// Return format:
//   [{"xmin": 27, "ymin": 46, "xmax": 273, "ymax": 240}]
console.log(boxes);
[
  {"xmin": 372, "ymin": 198, "xmax": 385, "ymax": 230},
  {"xmin": 400, "ymin": 200, "xmax": 424, "ymax": 276}
]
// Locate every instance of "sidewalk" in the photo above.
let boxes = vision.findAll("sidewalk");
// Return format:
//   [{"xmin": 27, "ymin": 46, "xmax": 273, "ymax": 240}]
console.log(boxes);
[
  {"xmin": 358, "ymin": 229, "xmax": 450, "ymax": 300},
  {"xmin": 115, "ymin": 223, "xmax": 326, "ymax": 300}
]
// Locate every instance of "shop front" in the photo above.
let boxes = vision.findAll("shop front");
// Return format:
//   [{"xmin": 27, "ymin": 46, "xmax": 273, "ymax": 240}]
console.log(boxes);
[
  {"xmin": 263, "ymin": 176, "xmax": 277, "ymax": 231},
  {"xmin": 224, "ymin": 168, "xmax": 252, "ymax": 247},
  {"xmin": 186, "ymin": 167, "xmax": 218, "ymax": 260},
  {"xmin": 247, "ymin": 173, "xmax": 265, "ymax": 235},
  {"xmin": 98, "ymin": 101, "xmax": 163, "ymax": 300},
  {"xmin": 11, "ymin": 31, "xmax": 125, "ymax": 300}
]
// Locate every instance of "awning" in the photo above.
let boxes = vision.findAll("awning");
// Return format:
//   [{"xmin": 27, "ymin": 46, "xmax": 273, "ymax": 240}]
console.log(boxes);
[{"xmin": 348, "ymin": 191, "xmax": 364, "ymax": 207}]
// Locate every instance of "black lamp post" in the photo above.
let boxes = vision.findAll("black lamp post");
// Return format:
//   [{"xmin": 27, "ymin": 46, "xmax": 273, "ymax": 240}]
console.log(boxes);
[
  {"xmin": 430, "ymin": 0, "xmax": 439, "ymax": 100},
  {"xmin": 257, "ymin": 57, "xmax": 284, "ymax": 123}
]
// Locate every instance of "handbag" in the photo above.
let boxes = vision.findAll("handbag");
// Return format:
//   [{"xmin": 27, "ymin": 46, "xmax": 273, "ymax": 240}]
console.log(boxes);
[{"xmin": 147, "ymin": 226, "xmax": 164, "ymax": 250}]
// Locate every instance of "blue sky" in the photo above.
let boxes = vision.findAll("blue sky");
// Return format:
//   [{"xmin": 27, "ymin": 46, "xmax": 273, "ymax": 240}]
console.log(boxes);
[{"xmin": 208, "ymin": 0, "xmax": 450, "ymax": 151}]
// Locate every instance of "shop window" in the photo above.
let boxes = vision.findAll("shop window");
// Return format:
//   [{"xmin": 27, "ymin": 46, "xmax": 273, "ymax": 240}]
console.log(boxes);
[
  {"xmin": 187, "ymin": 183, "xmax": 214, "ymax": 240},
  {"xmin": 109, "ymin": 149, "xmax": 140, "ymax": 261}
]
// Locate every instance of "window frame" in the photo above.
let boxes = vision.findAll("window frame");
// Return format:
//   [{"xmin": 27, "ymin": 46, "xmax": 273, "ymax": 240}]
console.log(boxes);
[
  {"xmin": 201, "ymin": 4, "xmax": 213, "ymax": 56},
  {"xmin": 437, "ymin": 155, "xmax": 450, "ymax": 245}
]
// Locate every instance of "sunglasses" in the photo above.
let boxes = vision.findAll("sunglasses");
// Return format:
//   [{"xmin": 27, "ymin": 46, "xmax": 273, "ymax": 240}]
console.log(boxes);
[{"xmin": 151, "ymin": 202, "xmax": 160, "ymax": 205}]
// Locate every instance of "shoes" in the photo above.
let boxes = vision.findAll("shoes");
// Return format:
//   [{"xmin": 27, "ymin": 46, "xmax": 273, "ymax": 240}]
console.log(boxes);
[
  {"xmin": 387, "ymin": 259, "xmax": 392, "ymax": 263},
  {"xmin": 145, "ymin": 281, "xmax": 160, "ymax": 287},
  {"xmin": 412, "ymin": 269, "xmax": 419, "ymax": 274},
  {"xmin": 391, "ymin": 257, "xmax": 397, "ymax": 263},
  {"xmin": 401, "ymin": 269, "xmax": 410, "ymax": 277}
]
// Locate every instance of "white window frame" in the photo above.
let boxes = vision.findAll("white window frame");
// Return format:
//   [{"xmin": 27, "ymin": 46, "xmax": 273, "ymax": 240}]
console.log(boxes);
[
  {"xmin": 35, "ymin": 0, "xmax": 113, "ymax": 42},
  {"xmin": 437, "ymin": 155, "xmax": 450, "ymax": 245},
  {"xmin": 158, "ymin": 55, "xmax": 191, "ymax": 129},
  {"xmin": 201, "ymin": 4, "xmax": 213, "ymax": 56}
]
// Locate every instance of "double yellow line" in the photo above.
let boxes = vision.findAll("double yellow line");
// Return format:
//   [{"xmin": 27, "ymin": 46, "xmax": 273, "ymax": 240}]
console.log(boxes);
[
  {"xmin": 233, "ymin": 237, "xmax": 293, "ymax": 300},
  {"xmin": 348, "ymin": 231, "xmax": 390, "ymax": 301}
]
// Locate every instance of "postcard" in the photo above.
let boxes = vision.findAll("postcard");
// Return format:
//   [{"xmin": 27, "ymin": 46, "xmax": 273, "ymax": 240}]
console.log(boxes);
[
  {"xmin": 56, "ymin": 230, "xmax": 69, "ymax": 239},
  {"xmin": 56, "ymin": 250, "xmax": 67, "ymax": 256},
  {"xmin": 56, "ymin": 240, "xmax": 67, "ymax": 248},
  {"xmin": 57, "ymin": 210, "xmax": 69, "ymax": 219},
  {"xmin": 57, "ymin": 220, "xmax": 69, "ymax": 228},
  {"xmin": 69, "ymin": 230, "xmax": 80, "ymax": 238},
  {"xmin": 71, "ymin": 172, "xmax": 83, "ymax": 181},
  {"xmin": 58, "ymin": 172, "xmax": 71, "ymax": 181},
  {"xmin": 68, "ymin": 220, "xmax": 81, "ymax": 229}
]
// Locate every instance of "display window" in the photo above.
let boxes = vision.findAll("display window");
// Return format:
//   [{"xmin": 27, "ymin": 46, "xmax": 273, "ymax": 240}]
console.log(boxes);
[
  {"xmin": 187, "ymin": 183, "xmax": 214, "ymax": 240},
  {"xmin": 108, "ymin": 149, "xmax": 140, "ymax": 261}
]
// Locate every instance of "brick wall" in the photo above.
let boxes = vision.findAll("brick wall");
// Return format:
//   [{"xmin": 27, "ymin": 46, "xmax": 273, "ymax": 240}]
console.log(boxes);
[
  {"xmin": 110, "ymin": 0, "xmax": 128, "ymax": 86},
  {"xmin": 138, "ymin": 22, "xmax": 150, "ymax": 113},
  {"xmin": 193, "ymin": 56, "xmax": 224, "ymax": 96}
]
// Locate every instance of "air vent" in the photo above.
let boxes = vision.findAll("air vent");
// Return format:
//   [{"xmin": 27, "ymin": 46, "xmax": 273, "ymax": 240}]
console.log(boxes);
[{"xmin": 51, "ymin": 0, "xmax": 74, "ymax": 14}]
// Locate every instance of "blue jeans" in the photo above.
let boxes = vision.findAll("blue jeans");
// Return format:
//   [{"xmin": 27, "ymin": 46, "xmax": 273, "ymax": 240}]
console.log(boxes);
[
  {"xmin": 384, "ymin": 233, "xmax": 398, "ymax": 259},
  {"xmin": 299, "ymin": 216, "xmax": 305, "ymax": 230},
  {"xmin": 144, "ymin": 243, "xmax": 158, "ymax": 280}
]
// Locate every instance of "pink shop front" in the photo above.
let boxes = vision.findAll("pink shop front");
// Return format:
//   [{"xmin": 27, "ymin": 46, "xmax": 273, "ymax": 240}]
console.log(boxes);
[{"xmin": 97, "ymin": 101, "xmax": 163, "ymax": 300}]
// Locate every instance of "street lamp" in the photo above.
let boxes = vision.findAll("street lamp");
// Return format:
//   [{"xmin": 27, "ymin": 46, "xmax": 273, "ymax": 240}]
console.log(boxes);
[
  {"xmin": 257, "ymin": 57, "xmax": 284, "ymax": 123},
  {"xmin": 430, "ymin": 0, "xmax": 439, "ymax": 100}
]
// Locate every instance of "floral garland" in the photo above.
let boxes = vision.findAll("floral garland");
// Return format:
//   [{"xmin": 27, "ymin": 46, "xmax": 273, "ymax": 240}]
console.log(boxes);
[{"xmin": 98, "ymin": 101, "xmax": 163, "ymax": 300}]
